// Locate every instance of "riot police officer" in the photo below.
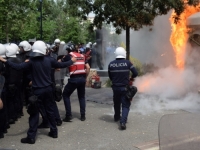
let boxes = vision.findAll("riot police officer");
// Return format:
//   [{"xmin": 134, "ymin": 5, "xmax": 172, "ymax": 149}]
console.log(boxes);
[
  {"xmin": 18, "ymin": 41, "xmax": 32, "ymax": 113},
  {"xmin": 38, "ymin": 42, "xmax": 65, "ymax": 128},
  {"xmin": 4, "ymin": 43, "xmax": 23, "ymax": 124},
  {"xmin": 108, "ymin": 47, "xmax": 138, "ymax": 130},
  {"xmin": 53, "ymin": 39, "xmax": 60, "ymax": 55},
  {"xmin": 0, "ymin": 40, "xmax": 76, "ymax": 144},
  {"xmin": 61, "ymin": 44, "xmax": 90, "ymax": 122},
  {"xmin": 0, "ymin": 44, "xmax": 6, "ymax": 138}
]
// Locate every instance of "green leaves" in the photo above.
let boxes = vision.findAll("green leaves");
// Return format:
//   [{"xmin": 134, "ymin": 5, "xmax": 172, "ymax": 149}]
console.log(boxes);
[{"xmin": 0, "ymin": 0, "xmax": 94, "ymax": 44}]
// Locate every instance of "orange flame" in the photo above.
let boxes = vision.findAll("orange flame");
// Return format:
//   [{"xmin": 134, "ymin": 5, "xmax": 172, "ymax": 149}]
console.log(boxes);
[{"xmin": 170, "ymin": 4, "xmax": 200, "ymax": 69}]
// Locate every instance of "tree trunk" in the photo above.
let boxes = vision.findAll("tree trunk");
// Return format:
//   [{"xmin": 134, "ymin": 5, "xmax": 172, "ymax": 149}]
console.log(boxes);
[
  {"xmin": 6, "ymin": 25, "xmax": 9, "ymax": 43},
  {"xmin": 126, "ymin": 26, "xmax": 130, "ymax": 60}
]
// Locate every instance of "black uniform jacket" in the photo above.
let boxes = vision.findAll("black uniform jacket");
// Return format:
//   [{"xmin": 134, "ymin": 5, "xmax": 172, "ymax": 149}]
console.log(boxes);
[
  {"xmin": 108, "ymin": 58, "xmax": 138, "ymax": 87},
  {"xmin": 6, "ymin": 55, "xmax": 73, "ymax": 88}
]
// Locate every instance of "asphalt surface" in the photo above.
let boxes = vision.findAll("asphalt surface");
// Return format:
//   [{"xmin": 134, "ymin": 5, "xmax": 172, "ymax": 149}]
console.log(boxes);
[{"xmin": 0, "ymin": 86, "xmax": 193, "ymax": 150}]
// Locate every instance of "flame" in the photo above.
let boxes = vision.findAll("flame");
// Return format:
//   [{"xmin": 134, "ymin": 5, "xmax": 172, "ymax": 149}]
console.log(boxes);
[
  {"xmin": 170, "ymin": 4, "xmax": 200, "ymax": 69},
  {"xmin": 136, "ymin": 75, "xmax": 158, "ymax": 93}
]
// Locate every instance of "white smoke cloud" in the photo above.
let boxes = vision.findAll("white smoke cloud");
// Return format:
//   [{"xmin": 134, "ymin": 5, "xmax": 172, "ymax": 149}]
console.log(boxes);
[
  {"xmin": 131, "ymin": 92, "xmax": 200, "ymax": 115},
  {"xmin": 134, "ymin": 66, "xmax": 200, "ymax": 98}
]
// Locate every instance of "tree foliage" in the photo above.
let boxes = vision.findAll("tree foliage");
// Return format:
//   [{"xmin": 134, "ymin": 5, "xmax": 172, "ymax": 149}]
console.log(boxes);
[
  {"xmin": 0, "ymin": 0, "xmax": 33, "ymax": 43},
  {"xmin": 68, "ymin": 0, "xmax": 200, "ymax": 32},
  {"xmin": 0, "ymin": 0, "xmax": 94, "ymax": 44},
  {"xmin": 67, "ymin": 0, "xmax": 200, "ymax": 60}
]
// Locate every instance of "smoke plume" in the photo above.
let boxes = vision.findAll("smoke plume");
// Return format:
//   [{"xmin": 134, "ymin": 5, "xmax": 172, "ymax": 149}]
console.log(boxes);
[{"xmin": 122, "ymin": 12, "xmax": 200, "ymax": 114}]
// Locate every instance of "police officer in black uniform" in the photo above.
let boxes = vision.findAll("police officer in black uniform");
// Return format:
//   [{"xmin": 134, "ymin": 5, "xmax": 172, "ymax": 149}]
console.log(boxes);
[
  {"xmin": 0, "ymin": 40, "xmax": 76, "ymax": 144},
  {"xmin": 37, "ymin": 42, "xmax": 64, "ymax": 128},
  {"xmin": 0, "ymin": 44, "xmax": 6, "ymax": 138},
  {"xmin": 108, "ymin": 47, "xmax": 138, "ymax": 130},
  {"xmin": 18, "ymin": 41, "xmax": 32, "ymax": 113},
  {"xmin": 4, "ymin": 43, "xmax": 23, "ymax": 124}
]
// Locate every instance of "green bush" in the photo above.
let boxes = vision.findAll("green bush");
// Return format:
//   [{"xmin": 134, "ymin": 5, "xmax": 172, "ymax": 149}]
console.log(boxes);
[
  {"xmin": 129, "ymin": 56, "xmax": 144, "ymax": 76},
  {"xmin": 105, "ymin": 79, "xmax": 112, "ymax": 87}
]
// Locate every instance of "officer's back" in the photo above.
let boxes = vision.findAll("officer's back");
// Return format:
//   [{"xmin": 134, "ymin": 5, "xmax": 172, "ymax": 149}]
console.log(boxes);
[
  {"xmin": 4, "ymin": 44, "xmax": 22, "ymax": 85},
  {"xmin": 5, "ymin": 57, "xmax": 22, "ymax": 85}
]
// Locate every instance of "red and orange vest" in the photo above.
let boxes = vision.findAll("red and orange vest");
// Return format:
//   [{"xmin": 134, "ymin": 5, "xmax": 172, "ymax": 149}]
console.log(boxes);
[{"xmin": 69, "ymin": 52, "xmax": 86, "ymax": 75}]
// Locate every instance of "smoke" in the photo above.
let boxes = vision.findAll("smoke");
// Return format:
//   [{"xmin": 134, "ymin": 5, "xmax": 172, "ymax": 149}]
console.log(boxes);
[
  {"xmin": 121, "ymin": 12, "xmax": 200, "ymax": 114},
  {"xmin": 120, "ymin": 12, "xmax": 176, "ymax": 68},
  {"xmin": 132, "ymin": 65, "xmax": 200, "ymax": 114}
]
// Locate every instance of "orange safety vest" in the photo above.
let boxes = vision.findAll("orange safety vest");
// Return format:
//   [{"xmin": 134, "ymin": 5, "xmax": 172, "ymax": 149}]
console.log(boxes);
[{"xmin": 69, "ymin": 52, "xmax": 86, "ymax": 75}]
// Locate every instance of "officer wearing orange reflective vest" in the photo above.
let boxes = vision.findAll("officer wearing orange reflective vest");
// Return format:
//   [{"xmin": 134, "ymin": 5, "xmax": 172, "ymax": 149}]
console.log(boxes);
[{"xmin": 60, "ymin": 44, "xmax": 90, "ymax": 122}]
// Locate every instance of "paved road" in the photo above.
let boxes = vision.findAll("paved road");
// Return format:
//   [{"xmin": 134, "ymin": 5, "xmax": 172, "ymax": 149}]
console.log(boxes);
[{"xmin": 0, "ymin": 87, "xmax": 192, "ymax": 150}]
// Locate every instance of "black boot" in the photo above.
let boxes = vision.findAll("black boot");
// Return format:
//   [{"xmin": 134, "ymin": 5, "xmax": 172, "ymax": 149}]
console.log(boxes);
[
  {"xmin": 120, "ymin": 123, "xmax": 126, "ymax": 130},
  {"xmin": 56, "ymin": 119, "xmax": 62, "ymax": 126},
  {"xmin": 8, "ymin": 119, "xmax": 15, "ymax": 124},
  {"xmin": 21, "ymin": 137, "xmax": 35, "ymax": 144},
  {"xmin": 80, "ymin": 115, "xmax": 86, "ymax": 121},
  {"xmin": 48, "ymin": 132, "xmax": 58, "ymax": 138},
  {"xmin": 63, "ymin": 116, "xmax": 72, "ymax": 122}
]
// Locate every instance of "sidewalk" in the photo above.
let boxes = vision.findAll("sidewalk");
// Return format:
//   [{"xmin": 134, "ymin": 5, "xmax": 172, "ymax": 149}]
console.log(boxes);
[{"xmin": 0, "ymin": 87, "xmax": 188, "ymax": 150}]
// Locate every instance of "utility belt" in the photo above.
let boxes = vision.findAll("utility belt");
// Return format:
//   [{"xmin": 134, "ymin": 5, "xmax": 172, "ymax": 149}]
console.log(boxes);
[
  {"xmin": 70, "ymin": 74, "xmax": 86, "ymax": 78},
  {"xmin": 32, "ymin": 84, "xmax": 52, "ymax": 90},
  {"xmin": 112, "ymin": 82, "xmax": 128, "ymax": 87}
]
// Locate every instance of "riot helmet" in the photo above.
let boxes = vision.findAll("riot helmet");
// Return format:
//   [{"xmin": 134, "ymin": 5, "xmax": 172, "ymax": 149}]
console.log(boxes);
[
  {"xmin": 19, "ymin": 41, "xmax": 32, "ymax": 52},
  {"xmin": 86, "ymin": 44, "xmax": 90, "ymax": 49},
  {"xmin": 114, "ymin": 47, "xmax": 126, "ymax": 58},
  {"xmin": 54, "ymin": 38, "xmax": 60, "ymax": 45},
  {"xmin": 5, "ymin": 43, "xmax": 19, "ymax": 57},
  {"xmin": 60, "ymin": 41, "xmax": 65, "ymax": 45},
  {"xmin": 88, "ymin": 42, "xmax": 92, "ymax": 48},
  {"xmin": 29, "ymin": 40, "xmax": 46, "ymax": 57},
  {"xmin": 10, "ymin": 43, "xmax": 19, "ymax": 52},
  {"xmin": 0, "ymin": 44, "xmax": 6, "ymax": 58}
]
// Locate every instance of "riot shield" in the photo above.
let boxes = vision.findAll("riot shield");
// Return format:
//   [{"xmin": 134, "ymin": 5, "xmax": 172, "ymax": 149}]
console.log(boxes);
[
  {"xmin": 54, "ymin": 44, "xmax": 68, "ymax": 87},
  {"xmin": 0, "ymin": 75, "xmax": 5, "ymax": 97},
  {"xmin": 54, "ymin": 68, "xmax": 66, "ymax": 87},
  {"xmin": 159, "ymin": 113, "xmax": 200, "ymax": 150},
  {"xmin": 57, "ymin": 44, "xmax": 68, "ymax": 60}
]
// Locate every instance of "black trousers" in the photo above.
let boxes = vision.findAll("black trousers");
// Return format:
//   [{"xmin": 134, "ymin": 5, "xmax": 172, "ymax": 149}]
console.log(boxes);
[{"xmin": 27, "ymin": 86, "xmax": 57, "ymax": 139}]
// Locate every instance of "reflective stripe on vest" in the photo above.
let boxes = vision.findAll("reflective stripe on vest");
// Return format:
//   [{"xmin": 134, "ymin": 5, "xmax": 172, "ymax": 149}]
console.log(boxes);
[{"xmin": 69, "ymin": 52, "xmax": 86, "ymax": 75}]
